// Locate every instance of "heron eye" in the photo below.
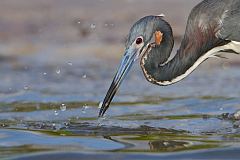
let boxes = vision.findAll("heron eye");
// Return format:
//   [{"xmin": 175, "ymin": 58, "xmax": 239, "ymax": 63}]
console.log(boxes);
[{"xmin": 136, "ymin": 37, "xmax": 143, "ymax": 45}]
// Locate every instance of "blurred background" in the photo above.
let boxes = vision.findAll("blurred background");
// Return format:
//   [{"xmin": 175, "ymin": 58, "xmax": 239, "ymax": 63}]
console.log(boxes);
[
  {"xmin": 0, "ymin": 0, "xmax": 202, "ymax": 61},
  {"xmin": 2, "ymin": 1, "xmax": 240, "ymax": 159},
  {"xmin": 0, "ymin": 0, "xmax": 208, "ymax": 100},
  {"xmin": 1, "ymin": 0, "xmax": 239, "ymax": 99}
]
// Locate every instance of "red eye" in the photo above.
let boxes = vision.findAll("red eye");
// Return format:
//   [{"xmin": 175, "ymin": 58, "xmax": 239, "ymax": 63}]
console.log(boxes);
[{"xmin": 136, "ymin": 37, "xmax": 143, "ymax": 45}]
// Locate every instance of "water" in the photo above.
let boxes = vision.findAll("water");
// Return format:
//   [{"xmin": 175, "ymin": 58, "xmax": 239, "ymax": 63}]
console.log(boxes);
[
  {"xmin": 0, "ymin": 53, "xmax": 240, "ymax": 159},
  {"xmin": 1, "ymin": 0, "xmax": 240, "ymax": 159}
]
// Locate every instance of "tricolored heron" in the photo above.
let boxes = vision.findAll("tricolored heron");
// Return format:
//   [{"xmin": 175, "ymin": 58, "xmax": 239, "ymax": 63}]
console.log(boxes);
[{"xmin": 99, "ymin": 0, "xmax": 240, "ymax": 117}]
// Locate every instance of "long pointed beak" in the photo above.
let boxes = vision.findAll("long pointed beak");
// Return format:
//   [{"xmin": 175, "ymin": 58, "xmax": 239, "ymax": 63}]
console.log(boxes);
[{"xmin": 99, "ymin": 48, "xmax": 138, "ymax": 117}]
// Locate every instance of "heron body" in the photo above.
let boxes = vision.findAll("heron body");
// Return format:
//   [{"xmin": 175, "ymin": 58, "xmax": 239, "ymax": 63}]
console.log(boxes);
[{"xmin": 99, "ymin": 0, "xmax": 240, "ymax": 117}]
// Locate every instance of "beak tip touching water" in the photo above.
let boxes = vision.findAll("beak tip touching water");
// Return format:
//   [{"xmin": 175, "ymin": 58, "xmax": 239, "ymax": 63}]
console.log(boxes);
[
  {"xmin": 98, "ymin": 80, "xmax": 118, "ymax": 117},
  {"xmin": 98, "ymin": 48, "xmax": 138, "ymax": 117},
  {"xmin": 98, "ymin": 101, "xmax": 108, "ymax": 117},
  {"xmin": 98, "ymin": 105, "xmax": 107, "ymax": 117}
]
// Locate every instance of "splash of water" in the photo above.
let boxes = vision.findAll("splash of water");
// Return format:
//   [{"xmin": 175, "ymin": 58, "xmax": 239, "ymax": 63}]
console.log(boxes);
[{"xmin": 60, "ymin": 104, "xmax": 67, "ymax": 111}]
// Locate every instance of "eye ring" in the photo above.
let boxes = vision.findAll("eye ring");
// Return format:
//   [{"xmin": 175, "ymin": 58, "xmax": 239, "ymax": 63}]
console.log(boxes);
[{"xmin": 136, "ymin": 37, "xmax": 143, "ymax": 45}]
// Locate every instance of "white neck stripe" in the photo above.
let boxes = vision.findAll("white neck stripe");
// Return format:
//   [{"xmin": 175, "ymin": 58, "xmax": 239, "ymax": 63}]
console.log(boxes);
[{"xmin": 141, "ymin": 41, "xmax": 240, "ymax": 86}]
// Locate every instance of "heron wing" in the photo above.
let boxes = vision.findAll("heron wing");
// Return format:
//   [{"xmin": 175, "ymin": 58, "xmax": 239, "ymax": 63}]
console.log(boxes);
[{"xmin": 218, "ymin": 0, "xmax": 240, "ymax": 41}]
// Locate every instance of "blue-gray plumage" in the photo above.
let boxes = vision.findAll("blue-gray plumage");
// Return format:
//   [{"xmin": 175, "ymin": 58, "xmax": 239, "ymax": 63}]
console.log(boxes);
[{"xmin": 99, "ymin": 0, "xmax": 240, "ymax": 117}]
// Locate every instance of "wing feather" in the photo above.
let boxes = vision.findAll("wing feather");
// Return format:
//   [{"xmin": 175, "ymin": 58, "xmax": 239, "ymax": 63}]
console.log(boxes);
[{"xmin": 218, "ymin": 0, "xmax": 240, "ymax": 41}]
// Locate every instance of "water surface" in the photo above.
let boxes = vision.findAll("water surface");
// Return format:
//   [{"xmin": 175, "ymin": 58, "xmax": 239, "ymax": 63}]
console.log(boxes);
[
  {"xmin": 1, "ymin": 0, "xmax": 240, "ymax": 159},
  {"xmin": 0, "ymin": 56, "xmax": 240, "ymax": 159}
]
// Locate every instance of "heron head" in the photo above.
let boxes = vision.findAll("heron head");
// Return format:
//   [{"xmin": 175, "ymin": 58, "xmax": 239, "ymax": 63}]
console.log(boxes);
[{"xmin": 99, "ymin": 15, "xmax": 173, "ymax": 117}]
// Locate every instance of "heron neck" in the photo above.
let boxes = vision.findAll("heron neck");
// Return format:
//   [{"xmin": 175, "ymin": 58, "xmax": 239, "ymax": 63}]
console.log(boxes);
[
  {"xmin": 141, "ymin": 45, "xmax": 198, "ymax": 86},
  {"xmin": 151, "ymin": 47, "xmax": 200, "ymax": 85},
  {"xmin": 141, "ymin": 33, "xmax": 227, "ymax": 86}
]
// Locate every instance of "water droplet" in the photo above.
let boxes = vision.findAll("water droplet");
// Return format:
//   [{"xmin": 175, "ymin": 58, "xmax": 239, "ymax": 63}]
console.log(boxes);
[
  {"xmin": 67, "ymin": 62, "xmax": 73, "ymax": 66},
  {"xmin": 163, "ymin": 142, "xmax": 169, "ymax": 146},
  {"xmin": 60, "ymin": 104, "xmax": 67, "ymax": 111},
  {"xmin": 54, "ymin": 124, "xmax": 62, "ymax": 131},
  {"xmin": 43, "ymin": 72, "xmax": 47, "ymax": 75},
  {"xmin": 98, "ymin": 101, "xmax": 103, "ymax": 109},
  {"xmin": 64, "ymin": 122, "xmax": 69, "ymax": 126},
  {"xmin": 104, "ymin": 23, "xmax": 114, "ymax": 28},
  {"xmin": 54, "ymin": 110, "xmax": 59, "ymax": 116},
  {"xmin": 82, "ymin": 104, "xmax": 89, "ymax": 114},
  {"xmin": 1, "ymin": 123, "xmax": 6, "ymax": 127},
  {"xmin": 56, "ymin": 69, "xmax": 61, "ymax": 74},
  {"xmin": 234, "ymin": 111, "xmax": 240, "ymax": 119},
  {"xmin": 24, "ymin": 85, "xmax": 29, "ymax": 90},
  {"xmin": 90, "ymin": 23, "xmax": 96, "ymax": 29},
  {"xmin": 110, "ymin": 23, "xmax": 115, "ymax": 27},
  {"xmin": 83, "ymin": 104, "xmax": 89, "ymax": 109},
  {"xmin": 82, "ymin": 74, "xmax": 87, "ymax": 79}
]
